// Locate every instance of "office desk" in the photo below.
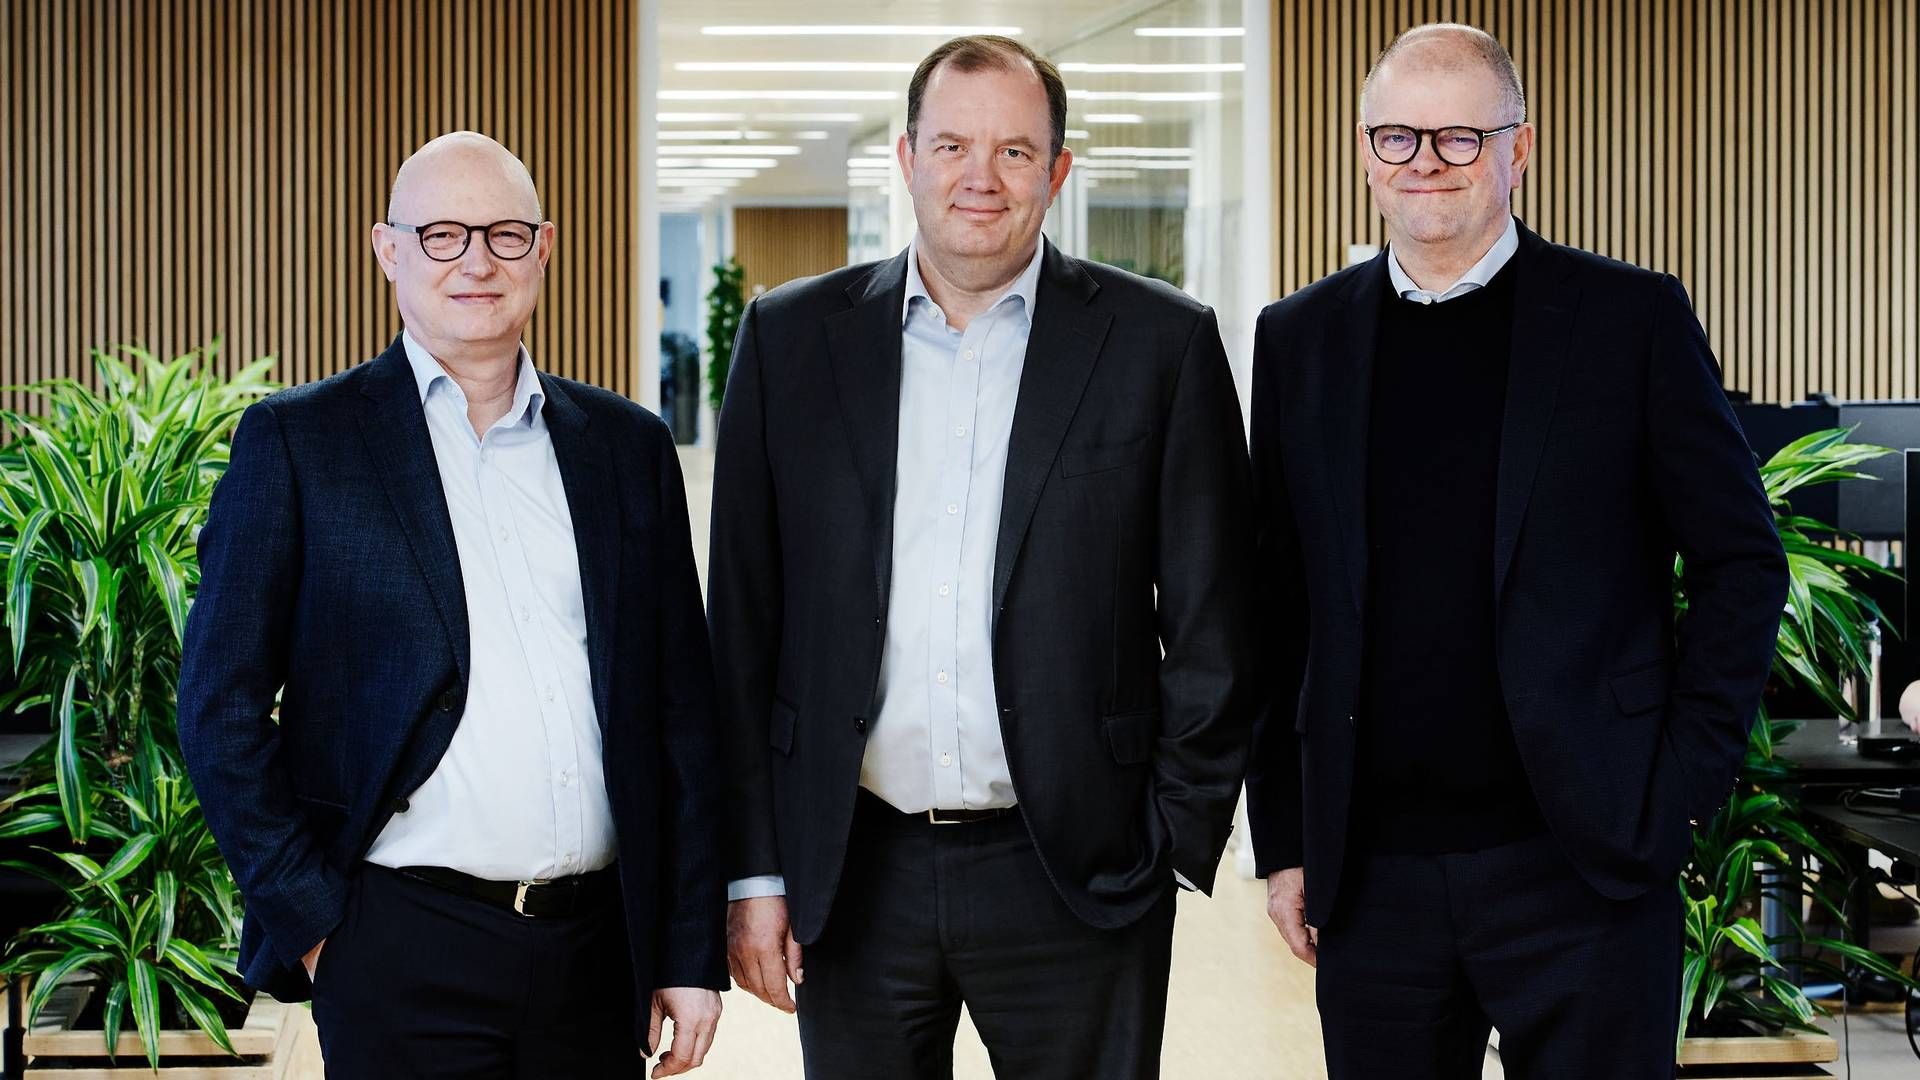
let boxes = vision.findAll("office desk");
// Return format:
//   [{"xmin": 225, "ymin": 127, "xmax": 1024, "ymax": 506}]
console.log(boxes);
[{"xmin": 1773, "ymin": 719, "xmax": 1920, "ymax": 787}]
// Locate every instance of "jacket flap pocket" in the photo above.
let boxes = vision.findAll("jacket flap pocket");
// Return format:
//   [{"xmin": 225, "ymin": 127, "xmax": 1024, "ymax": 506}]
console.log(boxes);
[
  {"xmin": 1061, "ymin": 432, "xmax": 1150, "ymax": 478},
  {"xmin": 1103, "ymin": 708, "xmax": 1160, "ymax": 765},
  {"xmin": 1609, "ymin": 661, "xmax": 1671, "ymax": 715},
  {"xmin": 770, "ymin": 699, "xmax": 797, "ymax": 756}
]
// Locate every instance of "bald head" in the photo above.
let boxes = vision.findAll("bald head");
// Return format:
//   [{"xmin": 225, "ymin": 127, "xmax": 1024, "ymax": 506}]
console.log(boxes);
[
  {"xmin": 1361, "ymin": 23, "xmax": 1525, "ymax": 123},
  {"xmin": 387, "ymin": 131, "xmax": 542, "ymax": 224}
]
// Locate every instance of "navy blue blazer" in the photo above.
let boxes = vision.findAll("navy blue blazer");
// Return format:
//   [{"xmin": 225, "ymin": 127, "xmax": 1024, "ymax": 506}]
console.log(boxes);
[
  {"xmin": 1244, "ymin": 223, "xmax": 1789, "ymax": 928},
  {"xmin": 178, "ymin": 337, "xmax": 727, "ymax": 1037}
]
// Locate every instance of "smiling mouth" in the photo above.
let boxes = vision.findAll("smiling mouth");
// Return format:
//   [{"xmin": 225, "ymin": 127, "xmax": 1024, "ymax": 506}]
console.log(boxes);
[{"xmin": 449, "ymin": 293, "xmax": 503, "ymax": 302}]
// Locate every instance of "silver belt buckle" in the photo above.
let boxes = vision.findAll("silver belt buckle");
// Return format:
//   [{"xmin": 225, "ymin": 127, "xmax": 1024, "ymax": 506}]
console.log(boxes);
[
  {"xmin": 513, "ymin": 878, "xmax": 551, "ymax": 915},
  {"xmin": 928, "ymin": 808, "xmax": 961, "ymax": 825}
]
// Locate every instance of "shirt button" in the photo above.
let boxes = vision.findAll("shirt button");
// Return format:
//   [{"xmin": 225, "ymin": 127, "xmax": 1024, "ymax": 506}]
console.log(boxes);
[
  {"xmin": 937, "ymin": 583, "xmax": 950, "ymax": 597},
  {"xmin": 497, "ymin": 527, "xmax": 510, "ymax": 543},
  {"xmin": 559, "ymin": 770, "xmax": 572, "ymax": 786},
  {"xmin": 940, "ymin": 752, "xmax": 952, "ymax": 767},
  {"xmin": 935, "ymin": 670, "xmax": 949, "ymax": 685},
  {"xmin": 963, "ymin": 348, "xmax": 975, "ymax": 361},
  {"xmin": 544, "ymin": 685, "xmax": 556, "ymax": 703},
  {"xmin": 954, "ymin": 426, "xmax": 966, "ymax": 437},
  {"xmin": 520, "ymin": 607, "xmax": 532, "ymax": 623},
  {"xmin": 946, "ymin": 503, "xmax": 958, "ymax": 515}
]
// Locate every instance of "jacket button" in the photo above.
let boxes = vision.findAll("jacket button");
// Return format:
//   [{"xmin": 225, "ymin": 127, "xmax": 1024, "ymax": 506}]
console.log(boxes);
[
  {"xmin": 853, "ymin": 717, "xmax": 868, "ymax": 734},
  {"xmin": 437, "ymin": 690, "xmax": 458, "ymax": 713},
  {"xmin": 390, "ymin": 797, "xmax": 409, "ymax": 813}
]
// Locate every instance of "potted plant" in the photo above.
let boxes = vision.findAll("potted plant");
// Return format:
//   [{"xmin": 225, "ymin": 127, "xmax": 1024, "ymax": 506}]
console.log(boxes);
[
  {"xmin": 0, "ymin": 344, "xmax": 285, "ymax": 1072},
  {"xmin": 705, "ymin": 257, "xmax": 745, "ymax": 414},
  {"xmin": 1676, "ymin": 428, "xmax": 1917, "ymax": 1065}
]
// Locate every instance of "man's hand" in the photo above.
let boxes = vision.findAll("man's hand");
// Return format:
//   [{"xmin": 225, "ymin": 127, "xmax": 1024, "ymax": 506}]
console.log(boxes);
[
  {"xmin": 301, "ymin": 938, "xmax": 325, "ymax": 982},
  {"xmin": 649, "ymin": 987, "xmax": 720, "ymax": 1077},
  {"xmin": 727, "ymin": 896, "xmax": 802, "ymax": 1012},
  {"xmin": 1265, "ymin": 868, "xmax": 1317, "ymax": 967}
]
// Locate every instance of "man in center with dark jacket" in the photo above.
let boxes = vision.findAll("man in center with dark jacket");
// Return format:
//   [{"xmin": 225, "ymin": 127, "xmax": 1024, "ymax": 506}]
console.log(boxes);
[{"xmin": 708, "ymin": 34, "xmax": 1258, "ymax": 1080}]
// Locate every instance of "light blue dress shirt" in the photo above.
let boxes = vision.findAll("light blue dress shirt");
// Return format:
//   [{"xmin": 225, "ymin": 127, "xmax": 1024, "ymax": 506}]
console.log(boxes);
[
  {"xmin": 363, "ymin": 332, "xmax": 615, "ymax": 882},
  {"xmin": 1386, "ymin": 215, "xmax": 1519, "ymax": 303}
]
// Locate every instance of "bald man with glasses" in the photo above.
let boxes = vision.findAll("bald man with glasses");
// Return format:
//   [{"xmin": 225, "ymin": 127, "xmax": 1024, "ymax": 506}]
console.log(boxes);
[{"xmin": 1246, "ymin": 24, "xmax": 1787, "ymax": 1078}]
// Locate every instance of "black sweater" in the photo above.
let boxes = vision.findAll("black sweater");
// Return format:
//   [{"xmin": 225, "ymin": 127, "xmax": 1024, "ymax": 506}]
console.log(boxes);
[{"xmin": 1354, "ymin": 264, "xmax": 1547, "ymax": 854}]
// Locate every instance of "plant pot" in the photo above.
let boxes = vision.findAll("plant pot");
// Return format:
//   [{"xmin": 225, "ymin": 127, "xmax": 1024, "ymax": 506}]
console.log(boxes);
[
  {"xmin": 18, "ymin": 982, "xmax": 308, "ymax": 1078},
  {"xmin": 1677, "ymin": 1028, "xmax": 1839, "ymax": 1070}
]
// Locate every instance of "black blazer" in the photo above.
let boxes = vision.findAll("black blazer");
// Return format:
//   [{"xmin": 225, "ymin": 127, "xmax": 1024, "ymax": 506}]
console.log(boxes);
[
  {"xmin": 1245, "ymin": 223, "xmax": 1789, "ymax": 928},
  {"xmin": 178, "ymin": 338, "xmax": 727, "ymax": 1038},
  {"xmin": 709, "ymin": 242, "xmax": 1258, "ymax": 943}
]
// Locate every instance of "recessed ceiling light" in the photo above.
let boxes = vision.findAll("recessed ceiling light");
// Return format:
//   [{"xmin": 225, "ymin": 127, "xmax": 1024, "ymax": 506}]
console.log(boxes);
[
  {"xmin": 1059, "ymin": 62, "xmax": 1244, "ymax": 74},
  {"xmin": 677, "ymin": 61, "xmax": 916, "ymax": 73},
  {"xmin": 661, "ymin": 90, "xmax": 899, "ymax": 101},
  {"xmin": 1069, "ymin": 90, "xmax": 1223, "ymax": 102},
  {"xmin": 658, "ymin": 157, "xmax": 783, "ymax": 169},
  {"xmin": 701, "ymin": 24, "xmax": 1021, "ymax": 36},
  {"xmin": 1084, "ymin": 113, "xmax": 1145, "ymax": 124},
  {"xmin": 659, "ymin": 145, "xmax": 802, "ymax": 156},
  {"xmin": 1087, "ymin": 147, "xmax": 1194, "ymax": 158},
  {"xmin": 752, "ymin": 112, "xmax": 864, "ymax": 123},
  {"xmin": 1133, "ymin": 27, "xmax": 1246, "ymax": 37}
]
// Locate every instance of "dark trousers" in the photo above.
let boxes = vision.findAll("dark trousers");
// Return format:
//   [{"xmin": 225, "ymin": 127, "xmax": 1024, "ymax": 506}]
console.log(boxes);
[
  {"xmin": 311, "ymin": 863, "xmax": 641, "ymax": 1079},
  {"xmin": 797, "ymin": 793, "xmax": 1177, "ymax": 1080},
  {"xmin": 1316, "ymin": 832, "xmax": 1681, "ymax": 1080}
]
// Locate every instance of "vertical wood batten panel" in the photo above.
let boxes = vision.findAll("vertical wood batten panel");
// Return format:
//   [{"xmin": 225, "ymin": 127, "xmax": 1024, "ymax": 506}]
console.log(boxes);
[
  {"xmin": 1, "ymin": 0, "xmax": 642, "ymax": 404},
  {"xmin": 1267, "ymin": 0, "xmax": 1918, "ymax": 404}
]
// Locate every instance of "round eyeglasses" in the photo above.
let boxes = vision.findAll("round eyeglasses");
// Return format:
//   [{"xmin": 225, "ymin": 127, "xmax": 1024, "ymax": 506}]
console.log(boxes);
[
  {"xmin": 388, "ymin": 220, "xmax": 539, "ymax": 262},
  {"xmin": 1364, "ymin": 123, "xmax": 1523, "ymax": 166}
]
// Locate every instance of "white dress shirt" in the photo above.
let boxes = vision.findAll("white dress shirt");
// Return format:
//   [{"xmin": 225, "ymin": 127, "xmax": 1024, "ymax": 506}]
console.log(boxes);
[
  {"xmin": 1386, "ymin": 216, "xmax": 1520, "ymax": 304},
  {"xmin": 363, "ymin": 332, "xmax": 615, "ymax": 882},
  {"xmin": 727, "ymin": 240, "xmax": 1042, "ymax": 902}
]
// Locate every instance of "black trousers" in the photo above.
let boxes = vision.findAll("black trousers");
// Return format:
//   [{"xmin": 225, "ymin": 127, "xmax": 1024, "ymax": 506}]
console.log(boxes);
[
  {"xmin": 310, "ymin": 863, "xmax": 642, "ymax": 1079},
  {"xmin": 797, "ymin": 793, "xmax": 1177, "ymax": 1080},
  {"xmin": 1316, "ymin": 832, "xmax": 1681, "ymax": 1080}
]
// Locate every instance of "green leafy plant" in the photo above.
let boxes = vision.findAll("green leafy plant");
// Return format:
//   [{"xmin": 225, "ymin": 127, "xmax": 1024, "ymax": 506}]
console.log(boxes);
[
  {"xmin": 1678, "ymin": 428, "xmax": 1915, "ymax": 1045},
  {"xmin": 705, "ymin": 257, "xmax": 746, "ymax": 414},
  {"xmin": 0, "ymin": 343, "xmax": 272, "ymax": 1066}
]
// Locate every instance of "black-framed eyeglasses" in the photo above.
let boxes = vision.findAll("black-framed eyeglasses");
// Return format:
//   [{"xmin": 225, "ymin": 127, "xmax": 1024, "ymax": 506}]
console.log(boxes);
[
  {"xmin": 388, "ymin": 220, "xmax": 540, "ymax": 262},
  {"xmin": 1364, "ymin": 122, "xmax": 1523, "ymax": 166}
]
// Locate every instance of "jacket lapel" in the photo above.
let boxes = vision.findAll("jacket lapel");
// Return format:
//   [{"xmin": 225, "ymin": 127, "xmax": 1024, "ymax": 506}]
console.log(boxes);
[
  {"xmin": 991, "ymin": 244, "xmax": 1112, "ymax": 615},
  {"xmin": 824, "ymin": 253, "xmax": 910, "ymax": 620},
  {"xmin": 1493, "ymin": 223, "xmax": 1580, "ymax": 599},
  {"xmin": 540, "ymin": 376, "xmax": 621, "ymax": 729},
  {"xmin": 1324, "ymin": 255, "xmax": 1387, "ymax": 616},
  {"xmin": 357, "ymin": 338, "xmax": 471, "ymax": 683}
]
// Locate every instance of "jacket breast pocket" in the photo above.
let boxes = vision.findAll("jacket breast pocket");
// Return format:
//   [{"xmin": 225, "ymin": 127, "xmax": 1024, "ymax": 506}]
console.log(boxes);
[
  {"xmin": 769, "ymin": 698, "xmax": 797, "ymax": 756},
  {"xmin": 1103, "ymin": 708, "xmax": 1160, "ymax": 765},
  {"xmin": 1061, "ymin": 432, "xmax": 1151, "ymax": 478}
]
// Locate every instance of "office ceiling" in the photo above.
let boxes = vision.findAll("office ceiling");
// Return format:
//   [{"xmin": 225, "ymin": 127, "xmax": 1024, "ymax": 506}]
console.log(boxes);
[{"xmin": 656, "ymin": 0, "xmax": 1245, "ymax": 205}]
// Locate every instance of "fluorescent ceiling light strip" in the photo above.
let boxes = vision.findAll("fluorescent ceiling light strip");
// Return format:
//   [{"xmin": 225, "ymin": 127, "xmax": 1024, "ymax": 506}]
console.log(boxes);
[
  {"xmin": 1084, "ymin": 113, "xmax": 1145, "ymax": 124},
  {"xmin": 655, "ymin": 168, "xmax": 762, "ymax": 179},
  {"xmin": 661, "ymin": 90, "xmax": 898, "ymax": 101},
  {"xmin": 702, "ymin": 24, "xmax": 1021, "ymax": 36},
  {"xmin": 659, "ymin": 157, "xmax": 783, "ymax": 169},
  {"xmin": 660, "ymin": 145, "xmax": 801, "ymax": 155},
  {"xmin": 1065, "ymin": 129, "xmax": 1089, "ymax": 139},
  {"xmin": 862, "ymin": 144, "xmax": 893, "ymax": 155},
  {"xmin": 677, "ymin": 61, "xmax": 915, "ymax": 73},
  {"xmin": 1087, "ymin": 146, "xmax": 1194, "ymax": 158},
  {"xmin": 1133, "ymin": 26, "xmax": 1246, "ymax": 37},
  {"xmin": 848, "ymin": 178, "xmax": 890, "ymax": 187},
  {"xmin": 656, "ymin": 177, "xmax": 741, "ymax": 188},
  {"xmin": 1068, "ymin": 90, "xmax": 1223, "ymax": 102},
  {"xmin": 846, "ymin": 158, "xmax": 892, "ymax": 168},
  {"xmin": 658, "ymin": 130, "xmax": 777, "ymax": 140},
  {"xmin": 1059, "ymin": 62, "xmax": 1244, "ymax": 74},
  {"xmin": 752, "ymin": 112, "xmax": 862, "ymax": 122},
  {"xmin": 1079, "ymin": 158, "xmax": 1191, "ymax": 170},
  {"xmin": 657, "ymin": 112, "xmax": 745, "ymax": 122},
  {"xmin": 792, "ymin": 131, "xmax": 831, "ymax": 140}
]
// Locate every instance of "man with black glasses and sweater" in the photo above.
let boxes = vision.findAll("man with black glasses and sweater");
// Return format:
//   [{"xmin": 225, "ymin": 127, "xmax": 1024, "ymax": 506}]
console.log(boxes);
[{"xmin": 1247, "ymin": 23, "xmax": 1788, "ymax": 1079}]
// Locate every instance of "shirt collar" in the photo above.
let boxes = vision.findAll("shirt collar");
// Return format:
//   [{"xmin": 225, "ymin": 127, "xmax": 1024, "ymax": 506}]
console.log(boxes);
[
  {"xmin": 401, "ymin": 330, "xmax": 544, "ymax": 429},
  {"xmin": 1386, "ymin": 215, "xmax": 1519, "ymax": 304},
  {"xmin": 901, "ymin": 235, "xmax": 1046, "ymax": 327}
]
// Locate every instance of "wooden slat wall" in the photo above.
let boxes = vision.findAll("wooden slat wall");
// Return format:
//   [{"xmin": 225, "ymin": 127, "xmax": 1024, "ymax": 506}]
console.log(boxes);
[
  {"xmin": 1271, "ymin": 0, "xmax": 1918, "ymax": 403},
  {"xmin": 0, "ymin": 0, "xmax": 640, "ymax": 411},
  {"xmin": 733, "ymin": 207, "xmax": 850, "ymax": 298}
]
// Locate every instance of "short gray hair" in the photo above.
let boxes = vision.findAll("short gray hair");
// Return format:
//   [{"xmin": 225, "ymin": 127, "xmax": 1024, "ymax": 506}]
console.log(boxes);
[{"xmin": 1362, "ymin": 23, "xmax": 1526, "ymax": 123}]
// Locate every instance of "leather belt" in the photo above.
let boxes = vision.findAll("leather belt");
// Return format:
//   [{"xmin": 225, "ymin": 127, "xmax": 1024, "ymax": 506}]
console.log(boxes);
[
  {"xmin": 926, "ymin": 806, "xmax": 1015, "ymax": 825},
  {"xmin": 395, "ymin": 864, "xmax": 615, "ymax": 918}
]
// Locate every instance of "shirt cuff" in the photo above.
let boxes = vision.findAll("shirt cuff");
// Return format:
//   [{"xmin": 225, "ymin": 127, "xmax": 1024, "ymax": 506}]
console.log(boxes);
[
  {"xmin": 1174, "ymin": 870, "xmax": 1197, "ymax": 892},
  {"xmin": 727, "ymin": 875, "xmax": 786, "ymax": 901}
]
